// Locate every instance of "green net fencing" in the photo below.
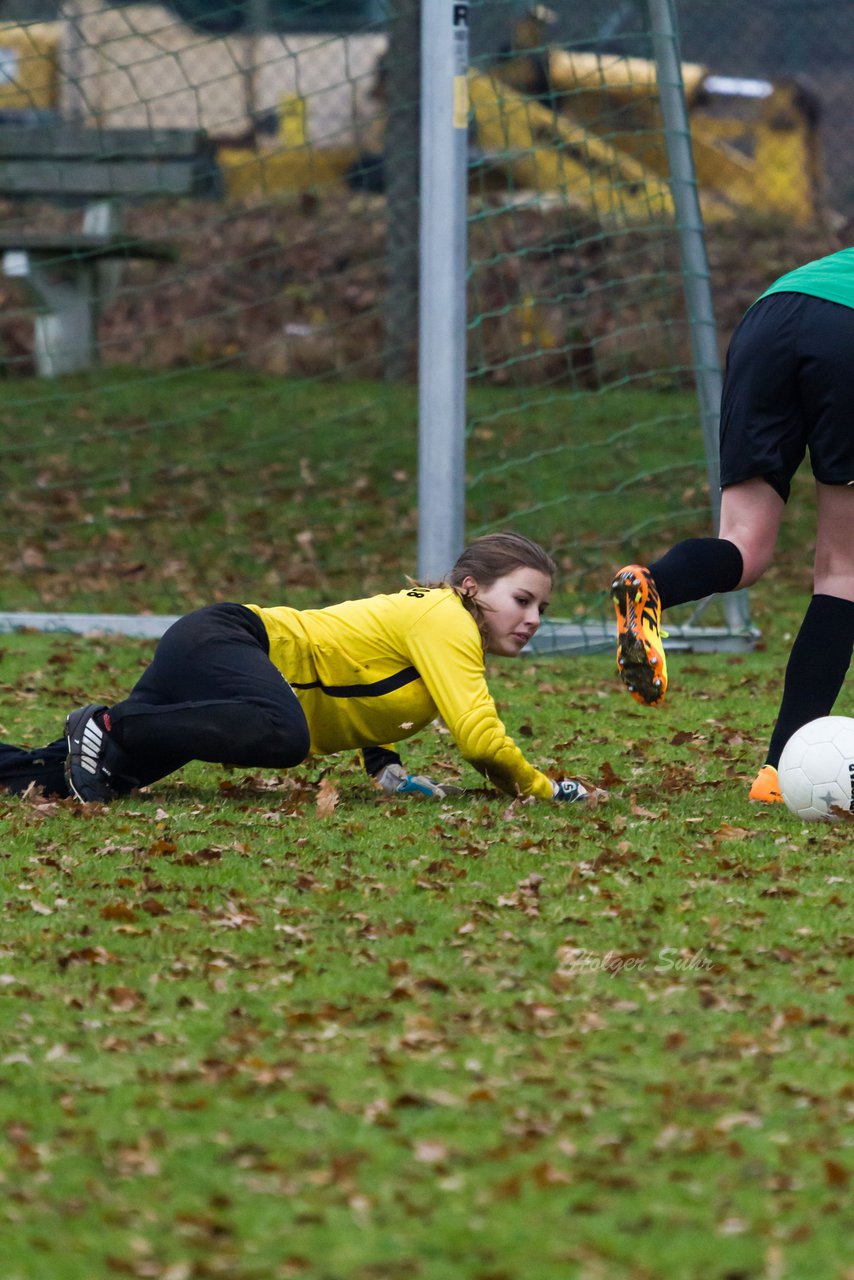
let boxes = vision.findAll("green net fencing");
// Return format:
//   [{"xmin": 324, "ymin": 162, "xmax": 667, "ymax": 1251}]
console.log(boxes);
[{"xmin": 0, "ymin": 0, "xmax": 843, "ymax": 636}]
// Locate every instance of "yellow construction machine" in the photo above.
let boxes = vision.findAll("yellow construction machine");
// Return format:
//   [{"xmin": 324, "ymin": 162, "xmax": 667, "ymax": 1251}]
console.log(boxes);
[
  {"xmin": 328, "ymin": 8, "xmax": 823, "ymax": 226},
  {"xmin": 491, "ymin": 7, "xmax": 823, "ymax": 225}
]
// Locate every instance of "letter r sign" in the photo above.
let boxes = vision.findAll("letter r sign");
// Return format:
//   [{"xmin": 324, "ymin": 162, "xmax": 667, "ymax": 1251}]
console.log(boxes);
[{"xmin": 453, "ymin": 4, "xmax": 469, "ymax": 26}]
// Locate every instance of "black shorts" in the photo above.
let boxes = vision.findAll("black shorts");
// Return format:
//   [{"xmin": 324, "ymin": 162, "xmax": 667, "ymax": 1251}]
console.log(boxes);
[{"xmin": 719, "ymin": 291, "xmax": 854, "ymax": 502}]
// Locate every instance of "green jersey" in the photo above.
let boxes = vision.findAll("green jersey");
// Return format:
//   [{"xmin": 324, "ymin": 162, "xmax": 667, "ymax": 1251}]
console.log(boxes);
[{"xmin": 756, "ymin": 247, "xmax": 854, "ymax": 311}]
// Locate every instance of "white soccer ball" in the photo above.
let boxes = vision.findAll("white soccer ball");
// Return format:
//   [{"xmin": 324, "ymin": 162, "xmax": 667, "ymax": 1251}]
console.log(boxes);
[{"xmin": 777, "ymin": 716, "xmax": 854, "ymax": 821}]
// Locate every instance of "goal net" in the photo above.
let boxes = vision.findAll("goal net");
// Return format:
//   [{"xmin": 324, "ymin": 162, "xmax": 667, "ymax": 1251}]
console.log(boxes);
[{"xmin": 0, "ymin": 0, "xmax": 755, "ymax": 652}]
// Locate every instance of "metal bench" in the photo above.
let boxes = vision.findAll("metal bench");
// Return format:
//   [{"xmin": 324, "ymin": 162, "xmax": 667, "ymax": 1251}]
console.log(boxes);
[{"xmin": 0, "ymin": 124, "xmax": 221, "ymax": 376}]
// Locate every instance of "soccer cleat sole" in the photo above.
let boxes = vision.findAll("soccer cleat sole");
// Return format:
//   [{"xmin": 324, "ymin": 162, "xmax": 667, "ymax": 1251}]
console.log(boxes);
[{"xmin": 610, "ymin": 575, "xmax": 666, "ymax": 706}]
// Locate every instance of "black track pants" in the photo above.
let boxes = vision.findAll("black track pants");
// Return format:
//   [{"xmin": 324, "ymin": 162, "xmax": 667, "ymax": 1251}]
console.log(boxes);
[
  {"xmin": 107, "ymin": 603, "xmax": 310, "ymax": 786},
  {"xmin": 0, "ymin": 604, "xmax": 311, "ymax": 797},
  {"xmin": 0, "ymin": 740, "xmax": 68, "ymax": 797}
]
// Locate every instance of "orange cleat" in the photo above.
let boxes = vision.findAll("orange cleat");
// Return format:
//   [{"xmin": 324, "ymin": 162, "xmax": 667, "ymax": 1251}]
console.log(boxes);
[
  {"xmin": 610, "ymin": 564, "xmax": 668, "ymax": 705},
  {"xmin": 749, "ymin": 764, "xmax": 783, "ymax": 803}
]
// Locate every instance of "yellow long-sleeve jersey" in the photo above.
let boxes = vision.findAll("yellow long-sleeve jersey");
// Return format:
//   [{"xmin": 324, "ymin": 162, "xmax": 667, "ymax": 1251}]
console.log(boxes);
[{"xmin": 245, "ymin": 587, "xmax": 554, "ymax": 799}]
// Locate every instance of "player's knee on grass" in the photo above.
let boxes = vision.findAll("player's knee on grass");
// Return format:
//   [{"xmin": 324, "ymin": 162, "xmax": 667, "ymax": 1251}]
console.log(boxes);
[{"xmin": 242, "ymin": 700, "xmax": 311, "ymax": 768}]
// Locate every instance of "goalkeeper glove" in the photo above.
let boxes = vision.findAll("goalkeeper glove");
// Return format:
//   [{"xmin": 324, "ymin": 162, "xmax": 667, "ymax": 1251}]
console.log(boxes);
[
  {"xmin": 374, "ymin": 762, "xmax": 463, "ymax": 799},
  {"xmin": 552, "ymin": 779, "xmax": 589, "ymax": 803}
]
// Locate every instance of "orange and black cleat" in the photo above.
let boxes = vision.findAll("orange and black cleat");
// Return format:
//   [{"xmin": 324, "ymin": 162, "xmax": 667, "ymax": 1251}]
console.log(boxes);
[
  {"xmin": 610, "ymin": 564, "xmax": 668, "ymax": 705},
  {"xmin": 748, "ymin": 764, "xmax": 783, "ymax": 804}
]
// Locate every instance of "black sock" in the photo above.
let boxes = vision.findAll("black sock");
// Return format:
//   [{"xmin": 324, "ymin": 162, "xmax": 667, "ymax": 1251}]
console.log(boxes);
[
  {"xmin": 766, "ymin": 594, "xmax": 854, "ymax": 768},
  {"xmin": 649, "ymin": 538, "xmax": 744, "ymax": 610}
]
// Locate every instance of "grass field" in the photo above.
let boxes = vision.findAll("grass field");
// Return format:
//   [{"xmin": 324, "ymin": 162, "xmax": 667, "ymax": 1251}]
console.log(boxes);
[
  {"xmin": 0, "ymin": 368, "xmax": 711, "ymax": 617},
  {"xmin": 0, "ymin": 372, "xmax": 851, "ymax": 1280}
]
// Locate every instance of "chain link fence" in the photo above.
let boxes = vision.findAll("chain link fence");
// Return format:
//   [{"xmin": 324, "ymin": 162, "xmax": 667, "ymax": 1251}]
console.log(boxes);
[
  {"xmin": 492, "ymin": 0, "xmax": 854, "ymax": 218},
  {"xmin": 3, "ymin": 2, "xmax": 853, "ymax": 214}
]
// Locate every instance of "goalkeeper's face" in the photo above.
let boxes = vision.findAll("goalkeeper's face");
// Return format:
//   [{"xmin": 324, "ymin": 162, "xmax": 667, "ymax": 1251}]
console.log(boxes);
[{"xmin": 464, "ymin": 565, "xmax": 552, "ymax": 657}]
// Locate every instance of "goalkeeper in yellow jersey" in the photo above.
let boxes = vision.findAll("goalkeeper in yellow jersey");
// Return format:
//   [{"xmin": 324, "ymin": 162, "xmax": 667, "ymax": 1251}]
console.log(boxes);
[{"xmin": 0, "ymin": 532, "xmax": 588, "ymax": 806}]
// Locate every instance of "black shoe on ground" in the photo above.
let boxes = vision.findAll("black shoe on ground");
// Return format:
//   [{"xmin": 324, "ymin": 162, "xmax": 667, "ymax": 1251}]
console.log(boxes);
[{"xmin": 65, "ymin": 704, "xmax": 123, "ymax": 802}]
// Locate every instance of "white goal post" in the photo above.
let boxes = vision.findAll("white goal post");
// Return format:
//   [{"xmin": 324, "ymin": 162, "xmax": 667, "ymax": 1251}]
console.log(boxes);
[{"xmin": 417, "ymin": 0, "xmax": 755, "ymax": 655}]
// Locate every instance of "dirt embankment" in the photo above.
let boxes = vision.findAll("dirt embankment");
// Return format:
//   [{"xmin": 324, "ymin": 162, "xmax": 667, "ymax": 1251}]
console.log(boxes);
[{"xmin": 0, "ymin": 193, "xmax": 842, "ymax": 382}]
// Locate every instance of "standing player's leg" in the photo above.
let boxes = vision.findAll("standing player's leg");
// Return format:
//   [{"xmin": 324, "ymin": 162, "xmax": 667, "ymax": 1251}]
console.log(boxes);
[
  {"xmin": 749, "ymin": 294, "xmax": 854, "ymax": 798},
  {"xmin": 761, "ymin": 483, "xmax": 854, "ymax": 775}
]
